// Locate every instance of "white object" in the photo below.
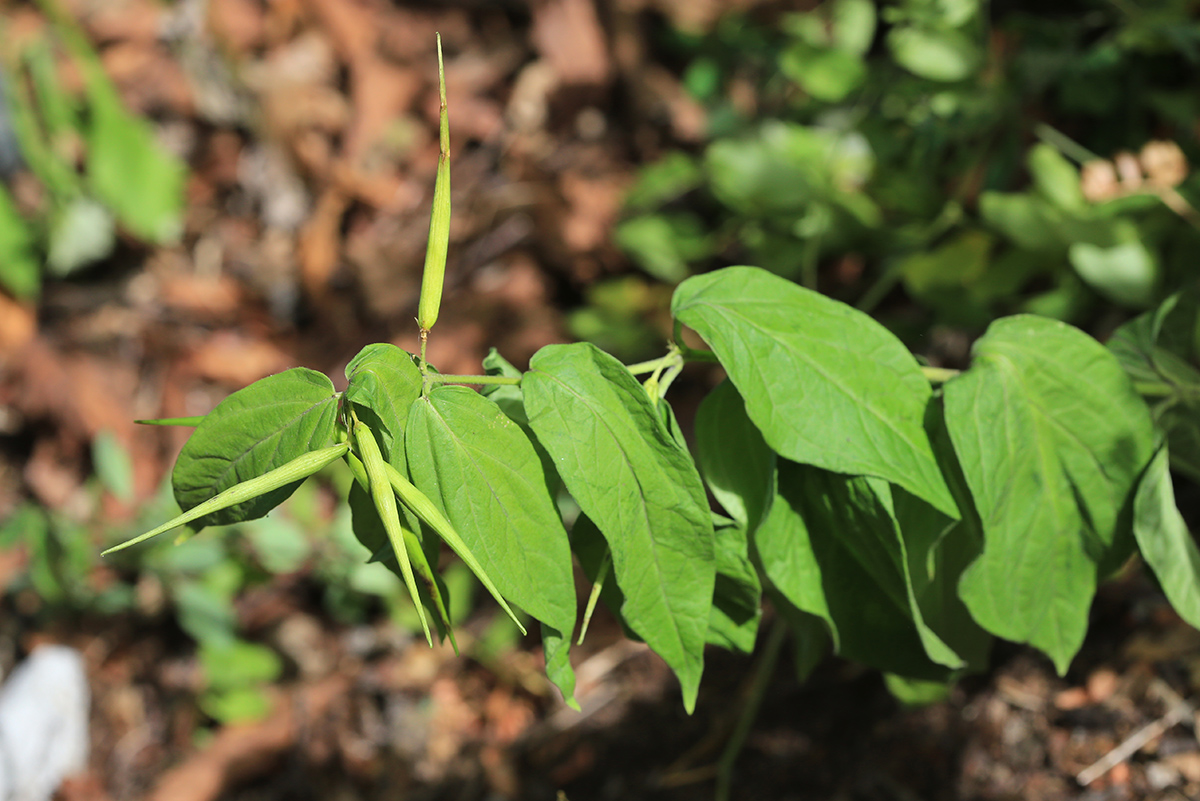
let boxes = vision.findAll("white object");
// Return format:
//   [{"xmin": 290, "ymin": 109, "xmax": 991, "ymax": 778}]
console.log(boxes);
[{"xmin": 0, "ymin": 646, "xmax": 89, "ymax": 801}]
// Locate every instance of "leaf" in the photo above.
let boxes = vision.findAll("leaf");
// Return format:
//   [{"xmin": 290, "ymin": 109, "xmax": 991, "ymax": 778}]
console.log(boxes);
[
  {"xmin": 695, "ymin": 379, "xmax": 775, "ymax": 532},
  {"xmin": 888, "ymin": 26, "xmax": 980, "ymax": 82},
  {"xmin": 1028, "ymin": 144, "xmax": 1085, "ymax": 212},
  {"xmin": 625, "ymin": 152, "xmax": 703, "ymax": 212},
  {"xmin": 0, "ymin": 182, "xmax": 40, "ymax": 299},
  {"xmin": 707, "ymin": 518, "xmax": 762, "ymax": 654},
  {"xmin": 91, "ymin": 429, "xmax": 134, "ymax": 503},
  {"xmin": 943, "ymin": 315, "xmax": 1158, "ymax": 673},
  {"xmin": 172, "ymin": 369, "xmax": 340, "ymax": 527},
  {"xmin": 542, "ymin": 623, "xmax": 580, "ymax": 710},
  {"xmin": 1069, "ymin": 240, "xmax": 1157, "ymax": 309},
  {"xmin": 524, "ymin": 342, "xmax": 715, "ymax": 712},
  {"xmin": 615, "ymin": 213, "xmax": 712, "ymax": 284},
  {"xmin": 406, "ymin": 385, "xmax": 577, "ymax": 639},
  {"xmin": 1134, "ymin": 446, "xmax": 1200, "ymax": 630},
  {"xmin": 81, "ymin": 66, "xmax": 184, "ymax": 243},
  {"xmin": 1109, "ymin": 291, "xmax": 1200, "ymax": 483},
  {"xmin": 481, "ymin": 348, "xmax": 560, "ymax": 496},
  {"xmin": 781, "ymin": 44, "xmax": 866, "ymax": 102},
  {"xmin": 753, "ymin": 461, "xmax": 962, "ymax": 679},
  {"xmin": 344, "ymin": 343, "xmax": 423, "ymax": 460},
  {"xmin": 673, "ymin": 266, "xmax": 956, "ymax": 517}
]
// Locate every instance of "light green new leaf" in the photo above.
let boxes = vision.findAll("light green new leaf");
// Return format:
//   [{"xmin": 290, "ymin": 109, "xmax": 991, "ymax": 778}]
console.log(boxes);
[
  {"xmin": 524, "ymin": 342, "xmax": 715, "ymax": 712},
  {"xmin": 344, "ymin": 343, "xmax": 423, "ymax": 459},
  {"xmin": 754, "ymin": 461, "xmax": 962, "ymax": 679},
  {"xmin": 406, "ymin": 386, "xmax": 576, "ymax": 639},
  {"xmin": 673, "ymin": 266, "xmax": 956, "ymax": 517},
  {"xmin": 1134, "ymin": 446, "xmax": 1200, "ymax": 630},
  {"xmin": 173, "ymin": 369, "xmax": 339, "ymax": 527},
  {"xmin": 944, "ymin": 315, "xmax": 1157, "ymax": 673},
  {"xmin": 695, "ymin": 379, "xmax": 775, "ymax": 533}
]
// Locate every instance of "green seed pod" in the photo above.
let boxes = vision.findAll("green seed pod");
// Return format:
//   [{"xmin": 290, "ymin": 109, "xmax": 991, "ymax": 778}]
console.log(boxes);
[
  {"xmin": 103, "ymin": 443, "xmax": 349, "ymax": 555},
  {"xmin": 382, "ymin": 460, "xmax": 527, "ymax": 635},
  {"xmin": 353, "ymin": 417, "xmax": 433, "ymax": 645},
  {"xmin": 345, "ymin": 452, "xmax": 457, "ymax": 652},
  {"xmin": 417, "ymin": 33, "xmax": 451, "ymax": 334}
]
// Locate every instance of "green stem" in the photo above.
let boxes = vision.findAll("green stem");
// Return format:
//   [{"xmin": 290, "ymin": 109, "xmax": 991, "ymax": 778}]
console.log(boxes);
[
  {"xmin": 426, "ymin": 373, "xmax": 521, "ymax": 386},
  {"xmin": 921, "ymin": 366, "xmax": 960, "ymax": 383},
  {"xmin": 715, "ymin": 619, "xmax": 786, "ymax": 801},
  {"xmin": 1134, "ymin": 380, "xmax": 1176, "ymax": 398},
  {"xmin": 856, "ymin": 263, "xmax": 901, "ymax": 314},
  {"xmin": 800, "ymin": 228, "xmax": 822, "ymax": 291},
  {"xmin": 1034, "ymin": 123, "xmax": 1100, "ymax": 165}
]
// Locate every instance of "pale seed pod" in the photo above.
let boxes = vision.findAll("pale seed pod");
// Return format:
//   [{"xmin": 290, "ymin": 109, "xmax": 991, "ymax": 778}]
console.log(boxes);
[
  {"xmin": 103, "ymin": 443, "xmax": 349, "ymax": 555},
  {"xmin": 345, "ymin": 452, "xmax": 457, "ymax": 652},
  {"xmin": 417, "ymin": 33, "xmax": 451, "ymax": 334},
  {"xmin": 353, "ymin": 417, "xmax": 433, "ymax": 645},
  {"xmin": 382, "ymin": 460, "xmax": 527, "ymax": 635}
]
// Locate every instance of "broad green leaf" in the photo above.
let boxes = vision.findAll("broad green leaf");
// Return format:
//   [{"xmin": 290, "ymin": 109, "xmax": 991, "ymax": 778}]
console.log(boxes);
[
  {"xmin": 0, "ymin": 182, "xmax": 40, "ymax": 299},
  {"xmin": 888, "ymin": 26, "xmax": 980, "ymax": 82},
  {"xmin": 891, "ymin": 488, "xmax": 992, "ymax": 670},
  {"xmin": 524, "ymin": 342, "xmax": 715, "ymax": 712},
  {"xmin": 481, "ymin": 348, "xmax": 560, "ymax": 496},
  {"xmin": 944, "ymin": 315, "xmax": 1157, "ymax": 673},
  {"xmin": 1109, "ymin": 291, "xmax": 1200, "ymax": 483},
  {"xmin": 673, "ymin": 266, "xmax": 956, "ymax": 517},
  {"xmin": 173, "ymin": 369, "xmax": 339, "ymax": 527},
  {"xmin": 708, "ymin": 518, "xmax": 761, "ymax": 653},
  {"xmin": 1134, "ymin": 446, "xmax": 1200, "ymax": 630},
  {"xmin": 406, "ymin": 385, "xmax": 576, "ymax": 640},
  {"xmin": 344, "ymin": 343, "xmax": 423, "ymax": 460},
  {"xmin": 754, "ymin": 461, "xmax": 962, "ymax": 679},
  {"xmin": 695, "ymin": 379, "xmax": 775, "ymax": 532}
]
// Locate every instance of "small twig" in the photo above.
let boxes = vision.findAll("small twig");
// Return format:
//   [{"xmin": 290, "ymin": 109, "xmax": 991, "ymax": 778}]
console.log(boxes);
[
  {"xmin": 1076, "ymin": 680, "xmax": 1194, "ymax": 786},
  {"xmin": 715, "ymin": 620, "xmax": 787, "ymax": 801}
]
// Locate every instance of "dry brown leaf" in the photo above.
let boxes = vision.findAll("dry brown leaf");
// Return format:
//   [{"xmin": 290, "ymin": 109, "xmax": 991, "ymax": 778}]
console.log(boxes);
[
  {"xmin": 531, "ymin": 0, "xmax": 611, "ymax": 87},
  {"xmin": 185, "ymin": 333, "xmax": 293, "ymax": 387}
]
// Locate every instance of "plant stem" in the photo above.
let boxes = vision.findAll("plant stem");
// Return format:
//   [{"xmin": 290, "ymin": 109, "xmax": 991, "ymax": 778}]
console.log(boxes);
[
  {"xmin": 1034, "ymin": 123, "xmax": 1100, "ymax": 164},
  {"xmin": 921, "ymin": 366, "xmax": 960, "ymax": 383},
  {"xmin": 715, "ymin": 619, "xmax": 786, "ymax": 801},
  {"xmin": 1134, "ymin": 380, "xmax": 1176, "ymax": 398},
  {"xmin": 426, "ymin": 373, "xmax": 521, "ymax": 386}
]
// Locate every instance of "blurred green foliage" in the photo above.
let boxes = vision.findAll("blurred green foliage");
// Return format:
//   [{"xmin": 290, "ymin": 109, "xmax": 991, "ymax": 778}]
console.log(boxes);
[
  {"xmin": 0, "ymin": 6, "xmax": 185, "ymax": 299},
  {"xmin": 0, "ymin": 445, "xmax": 436, "ymax": 725},
  {"xmin": 612, "ymin": 0, "xmax": 1200, "ymax": 342}
]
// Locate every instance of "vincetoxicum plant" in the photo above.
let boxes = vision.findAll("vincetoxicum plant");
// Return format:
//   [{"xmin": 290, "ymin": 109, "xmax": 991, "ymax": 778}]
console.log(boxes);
[{"xmin": 111, "ymin": 37, "xmax": 1200, "ymax": 736}]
